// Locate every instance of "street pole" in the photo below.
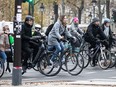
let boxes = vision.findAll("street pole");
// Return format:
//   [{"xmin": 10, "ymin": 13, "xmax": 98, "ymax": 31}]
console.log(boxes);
[{"xmin": 12, "ymin": 0, "xmax": 22, "ymax": 86}]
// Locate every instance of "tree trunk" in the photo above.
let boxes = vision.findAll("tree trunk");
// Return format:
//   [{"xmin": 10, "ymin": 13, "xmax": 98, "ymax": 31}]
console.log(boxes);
[
  {"xmin": 106, "ymin": 0, "xmax": 110, "ymax": 18},
  {"xmin": 78, "ymin": 0, "xmax": 84, "ymax": 24},
  {"xmin": 78, "ymin": 9, "xmax": 82, "ymax": 24},
  {"xmin": 98, "ymin": 0, "xmax": 102, "ymax": 25}
]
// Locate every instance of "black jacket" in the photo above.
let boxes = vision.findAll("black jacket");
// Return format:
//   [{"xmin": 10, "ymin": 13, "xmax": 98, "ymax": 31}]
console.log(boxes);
[
  {"xmin": 101, "ymin": 24, "xmax": 113, "ymax": 40},
  {"xmin": 84, "ymin": 23, "xmax": 107, "ymax": 42},
  {"xmin": 21, "ymin": 23, "xmax": 33, "ymax": 47}
]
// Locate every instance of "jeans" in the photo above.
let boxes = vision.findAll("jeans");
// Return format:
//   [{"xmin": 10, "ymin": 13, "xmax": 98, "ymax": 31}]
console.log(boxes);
[
  {"xmin": 48, "ymin": 42, "xmax": 64, "ymax": 61},
  {"xmin": 0, "ymin": 51, "xmax": 7, "ymax": 63}
]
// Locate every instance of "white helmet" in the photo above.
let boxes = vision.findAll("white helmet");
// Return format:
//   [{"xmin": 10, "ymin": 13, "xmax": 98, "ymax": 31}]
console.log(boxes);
[{"xmin": 35, "ymin": 24, "xmax": 41, "ymax": 28}]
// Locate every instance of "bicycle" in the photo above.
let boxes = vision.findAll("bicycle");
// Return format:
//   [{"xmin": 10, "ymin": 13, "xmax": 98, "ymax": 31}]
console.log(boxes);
[
  {"xmin": 62, "ymin": 38, "xmax": 84, "ymax": 76},
  {"xmin": 81, "ymin": 40, "xmax": 111, "ymax": 70}
]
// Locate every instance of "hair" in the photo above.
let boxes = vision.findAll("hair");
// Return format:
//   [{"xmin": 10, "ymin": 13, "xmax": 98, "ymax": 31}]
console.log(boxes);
[{"xmin": 59, "ymin": 15, "xmax": 66, "ymax": 26}]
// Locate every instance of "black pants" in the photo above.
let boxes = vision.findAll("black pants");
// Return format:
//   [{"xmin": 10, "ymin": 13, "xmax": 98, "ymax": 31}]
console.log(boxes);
[{"xmin": 22, "ymin": 45, "xmax": 32, "ymax": 66}]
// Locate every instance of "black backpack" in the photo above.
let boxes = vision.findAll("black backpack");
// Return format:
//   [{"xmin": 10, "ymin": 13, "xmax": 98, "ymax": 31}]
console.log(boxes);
[{"xmin": 45, "ymin": 24, "xmax": 54, "ymax": 36}]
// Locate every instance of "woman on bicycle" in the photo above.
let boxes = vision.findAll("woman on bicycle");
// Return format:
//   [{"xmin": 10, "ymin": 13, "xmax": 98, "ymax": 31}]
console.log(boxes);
[
  {"xmin": 69, "ymin": 17, "xmax": 84, "ymax": 46},
  {"xmin": 48, "ymin": 15, "xmax": 75, "ymax": 64}
]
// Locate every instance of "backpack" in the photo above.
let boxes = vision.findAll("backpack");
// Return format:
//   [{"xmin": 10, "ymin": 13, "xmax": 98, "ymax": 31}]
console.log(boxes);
[{"xmin": 45, "ymin": 24, "xmax": 54, "ymax": 36}]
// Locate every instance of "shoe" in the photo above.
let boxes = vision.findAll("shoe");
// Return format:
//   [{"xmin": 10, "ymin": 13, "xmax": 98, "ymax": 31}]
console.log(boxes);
[
  {"xmin": 62, "ymin": 57, "xmax": 65, "ymax": 64},
  {"xmin": 53, "ymin": 60, "xmax": 59, "ymax": 68},
  {"xmin": 22, "ymin": 66, "xmax": 27, "ymax": 75}
]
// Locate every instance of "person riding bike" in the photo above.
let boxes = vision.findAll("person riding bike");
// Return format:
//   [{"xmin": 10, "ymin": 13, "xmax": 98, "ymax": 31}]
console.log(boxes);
[
  {"xmin": 70, "ymin": 17, "xmax": 83, "ymax": 37},
  {"xmin": 48, "ymin": 15, "xmax": 75, "ymax": 65},
  {"xmin": 21, "ymin": 15, "xmax": 34, "ymax": 73},
  {"xmin": 69, "ymin": 17, "xmax": 84, "ymax": 46},
  {"xmin": 84, "ymin": 18, "xmax": 109, "ymax": 66},
  {"xmin": 101, "ymin": 18, "xmax": 113, "ymax": 48}
]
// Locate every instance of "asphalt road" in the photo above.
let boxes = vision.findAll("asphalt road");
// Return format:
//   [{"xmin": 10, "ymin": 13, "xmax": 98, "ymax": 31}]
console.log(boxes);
[{"xmin": 1, "ymin": 64, "xmax": 116, "ymax": 83}]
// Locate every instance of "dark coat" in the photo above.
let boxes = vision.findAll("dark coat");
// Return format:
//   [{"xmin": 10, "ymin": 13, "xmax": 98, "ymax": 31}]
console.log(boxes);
[
  {"xmin": 21, "ymin": 23, "xmax": 32, "ymax": 48},
  {"xmin": 84, "ymin": 23, "xmax": 107, "ymax": 43}
]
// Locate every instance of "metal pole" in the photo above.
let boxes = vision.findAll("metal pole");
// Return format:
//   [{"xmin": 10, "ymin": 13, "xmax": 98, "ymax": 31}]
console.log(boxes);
[{"xmin": 12, "ymin": 0, "xmax": 22, "ymax": 86}]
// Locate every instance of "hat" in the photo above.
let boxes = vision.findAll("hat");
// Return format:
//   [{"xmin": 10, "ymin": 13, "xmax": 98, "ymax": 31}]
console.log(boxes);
[{"xmin": 92, "ymin": 18, "xmax": 100, "ymax": 23}]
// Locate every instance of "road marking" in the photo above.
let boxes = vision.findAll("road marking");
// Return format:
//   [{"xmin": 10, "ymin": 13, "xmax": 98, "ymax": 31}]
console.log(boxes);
[{"xmin": 85, "ymin": 72, "xmax": 96, "ymax": 74}]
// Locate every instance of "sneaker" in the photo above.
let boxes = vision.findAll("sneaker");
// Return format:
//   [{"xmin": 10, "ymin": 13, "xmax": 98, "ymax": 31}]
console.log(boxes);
[
  {"xmin": 22, "ymin": 66, "xmax": 27, "ymax": 75},
  {"xmin": 62, "ymin": 57, "xmax": 65, "ymax": 64},
  {"xmin": 53, "ymin": 60, "xmax": 59, "ymax": 68}
]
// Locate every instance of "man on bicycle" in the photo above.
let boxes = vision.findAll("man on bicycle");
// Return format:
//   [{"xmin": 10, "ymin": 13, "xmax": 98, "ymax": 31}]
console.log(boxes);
[
  {"xmin": 84, "ymin": 18, "xmax": 109, "ymax": 66},
  {"xmin": 21, "ymin": 15, "xmax": 34, "ymax": 73}
]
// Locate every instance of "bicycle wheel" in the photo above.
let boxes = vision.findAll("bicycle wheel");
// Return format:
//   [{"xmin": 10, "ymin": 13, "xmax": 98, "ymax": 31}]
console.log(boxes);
[
  {"xmin": 66, "ymin": 53, "xmax": 84, "ymax": 76},
  {"xmin": 0, "ymin": 58, "xmax": 4, "ymax": 78},
  {"xmin": 109, "ymin": 52, "xmax": 116, "ymax": 68},
  {"xmin": 98, "ymin": 49, "xmax": 111, "ymax": 70},
  {"xmin": 39, "ymin": 52, "xmax": 62, "ymax": 76},
  {"xmin": 80, "ymin": 50, "xmax": 90, "ymax": 68}
]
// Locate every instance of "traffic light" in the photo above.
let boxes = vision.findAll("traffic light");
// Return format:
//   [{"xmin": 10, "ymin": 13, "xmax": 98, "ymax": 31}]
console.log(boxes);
[
  {"xmin": 112, "ymin": 10, "xmax": 116, "ymax": 22},
  {"xmin": 22, "ymin": 0, "xmax": 33, "ymax": 3}
]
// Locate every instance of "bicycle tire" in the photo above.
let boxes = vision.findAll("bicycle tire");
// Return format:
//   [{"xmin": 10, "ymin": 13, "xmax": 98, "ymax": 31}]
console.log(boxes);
[
  {"xmin": 109, "ymin": 52, "xmax": 116, "ymax": 68},
  {"xmin": 0, "ymin": 58, "xmax": 4, "ymax": 78},
  {"xmin": 39, "ymin": 52, "xmax": 62, "ymax": 76},
  {"xmin": 66, "ymin": 53, "xmax": 84, "ymax": 76},
  {"xmin": 98, "ymin": 49, "xmax": 111, "ymax": 70}
]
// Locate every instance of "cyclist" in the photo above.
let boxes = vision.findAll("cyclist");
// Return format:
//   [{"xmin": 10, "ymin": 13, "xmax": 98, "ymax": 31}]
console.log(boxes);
[
  {"xmin": 70, "ymin": 17, "xmax": 83, "ymax": 37},
  {"xmin": 48, "ymin": 15, "xmax": 75, "ymax": 65},
  {"xmin": 84, "ymin": 18, "xmax": 109, "ymax": 66},
  {"xmin": 69, "ymin": 17, "xmax": 84, "ymax": 46},
  {"xmin": 21, "ymin": 15, "xmax": 34, "ymax": 73},
  {"xmin": 101, "ymin": 18, "xmax": 113, "ymax": 48}
]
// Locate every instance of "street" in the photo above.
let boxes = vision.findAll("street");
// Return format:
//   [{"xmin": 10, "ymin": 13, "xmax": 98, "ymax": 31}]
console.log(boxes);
[{"xmin": 1, "ymin": 64, "xmax": 116, "ymax": 87}]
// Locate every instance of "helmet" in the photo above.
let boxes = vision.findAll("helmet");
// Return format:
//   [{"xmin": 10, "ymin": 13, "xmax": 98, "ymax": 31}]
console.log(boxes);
[
  {"xmin": 73, "ymin": 17, "xmax": 79, "ymax": 22},
  {"xmin": 25, "ymin": 15, "xmax": 34, "ymax": 22},
  {"xmin": 35, "ymin": 24, "xmax": 41, "ymax": 30},
  {"xmin": 92, "ymin": 18, "xmax": 100, "ymax": 23},
  {"xmin": 103, "ymin": 18, "xmax": 110, "ymax": 24}
]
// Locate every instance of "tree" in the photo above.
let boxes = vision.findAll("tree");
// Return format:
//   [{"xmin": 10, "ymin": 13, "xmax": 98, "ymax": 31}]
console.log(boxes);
[
  {"xmin": 106, "ymin": 0, "xmax": 110, "ymax": 18},
  {"xmin": 66, "ymin": 0, "xmax": 90, "ymax": 24}
]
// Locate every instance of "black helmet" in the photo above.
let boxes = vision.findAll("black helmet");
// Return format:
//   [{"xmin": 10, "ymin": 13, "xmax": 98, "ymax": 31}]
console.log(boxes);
[
  {"xmin": 92, "ymin": 18, "xmax": 100, "ymax": 23},
  {"xmin": 25, "ymin": 15, "xmax": 34, "ymax": 22}
]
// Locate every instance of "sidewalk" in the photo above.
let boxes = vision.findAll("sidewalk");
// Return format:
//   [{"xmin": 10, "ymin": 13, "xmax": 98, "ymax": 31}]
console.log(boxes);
[{"xmin": 1, "ymin": 80, "xmax": 116, "ymax": 87}]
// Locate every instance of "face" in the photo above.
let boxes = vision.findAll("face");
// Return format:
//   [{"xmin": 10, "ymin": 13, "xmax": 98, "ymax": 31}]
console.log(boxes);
[
  {"xmin": 74, "ymin": 21, "xmax": 78, "ymax": 24},
  {"xmin": 94, "ymin": 21, "xmax": 100, "ymax": 26},
  {"xmin": 105, "ymin": 22, "xmax": 110, "ymax": 27},
  {"xmin": 26, "ymin": 20, "xmax": 33, "ymax": 26},
  {"xmin": 3, "ymin": 25, "xmax": 10, "ymax": 32},
  {"xmin": 62, "ymin": 16, "xmax": 67, "ymax": 26}
]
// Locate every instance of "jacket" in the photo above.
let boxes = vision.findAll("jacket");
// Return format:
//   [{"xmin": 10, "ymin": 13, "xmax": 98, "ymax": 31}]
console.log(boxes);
[
  {"xmin": 48, "ymin": 20, "xmax": 71, "ymax": 45},
  {"xmin": 84, "ymin": 23, "xmax": 107, "ymax": 42},
  {"xmin": 101, "ymin": 24, "xmax": 113, "ymax": 39},
  {"xmin": 21, "ymin": 23, "xmax": 32, "ymax": 48}
]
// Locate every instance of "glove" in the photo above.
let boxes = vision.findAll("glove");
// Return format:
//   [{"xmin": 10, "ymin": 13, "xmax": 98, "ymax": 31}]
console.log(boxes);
[
  {"xmin": 70, "ymin": 37, "xmax": 77, "ymax": 43},
  {"xmin": 41, "ymin": 36, "xmax": 46, "ymax": 39},
  {"xmin": 96, "ymin": 39, "xmax": 100, "ymax": 44}
]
